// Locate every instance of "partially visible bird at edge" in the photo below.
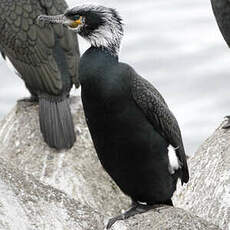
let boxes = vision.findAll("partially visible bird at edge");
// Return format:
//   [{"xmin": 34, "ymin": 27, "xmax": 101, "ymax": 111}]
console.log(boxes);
[
  {"xmin": 0, "ymin": 0, "xmax": 80, "ymax": 149},
  {"xmin": 37, "ymin": 5, "xmax": 189, "ymax": 228},
  {"xmin": 210, "ymin": 0, "xmax": 230, "ymax": 129}
]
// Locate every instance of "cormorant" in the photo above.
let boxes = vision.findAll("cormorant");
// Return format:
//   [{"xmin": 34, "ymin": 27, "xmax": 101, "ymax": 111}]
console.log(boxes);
[
  {"xmin": 210, "ymin": 0, "xmax": 230, "ymax": 129},
  {"xmin": 0, "ymin": 0, "xmax": 80, "ymax": 149},
  {"xmin": 38, "ymin": 5, "xmax": 189, "ymax": 228}
]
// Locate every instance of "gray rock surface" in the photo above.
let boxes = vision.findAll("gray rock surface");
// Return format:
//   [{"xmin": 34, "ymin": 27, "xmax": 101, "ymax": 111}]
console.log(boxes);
[
  {"xmin": 0, "ymin": 96, "xmax": 221, "ymax": 229},
  {"xmin": 110, "ymin": 207, "xmax": 219, "ymax": 230},
  {"xmin": 0, "ymin": 157, "xmax": 218, "ymax": 230},
  {"xmin": 174, "ymin": 122, "xmax": 230, "ymax": 230},
  {"xmin": 0, "ymin": 157, "xmax": 104, "ymax": 230},
  {"xmin": 0, "ymin": 97, "xmax": 129, "ymax": 216}
]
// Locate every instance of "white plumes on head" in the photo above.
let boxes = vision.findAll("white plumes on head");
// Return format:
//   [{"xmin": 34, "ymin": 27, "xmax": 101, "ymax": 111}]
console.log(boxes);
[
  {"xmin": 70, "ymin": 5, "xmax": 124, "ymax": 55},
  {"xmin": 88, "ymin": 6, "xmax": 123, "ymax": 55}
]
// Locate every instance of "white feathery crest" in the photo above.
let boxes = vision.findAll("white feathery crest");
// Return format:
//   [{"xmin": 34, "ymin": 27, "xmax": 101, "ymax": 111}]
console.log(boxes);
[
  {"xmin": 88, "ymin": 12, "xmax": 123, "ymax": 55},
  {"xmin": 72, "ymin": 5, "xmax": 123, "ymax": 55}
]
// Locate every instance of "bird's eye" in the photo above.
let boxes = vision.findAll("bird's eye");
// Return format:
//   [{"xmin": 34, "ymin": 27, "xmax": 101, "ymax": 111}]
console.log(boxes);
[{"xmin": 73, "ymin": 15, "xmax": 80, "ymax": 21}]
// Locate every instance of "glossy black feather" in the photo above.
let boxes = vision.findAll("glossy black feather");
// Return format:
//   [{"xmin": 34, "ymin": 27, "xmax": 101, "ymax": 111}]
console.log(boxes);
[
  {"xmin": 39, "ymin": 95, "xmax": 75, "ymax": 149},
  {"xmin": 80, "ymin": 47, "xmax": 189, "ymax": 204}
]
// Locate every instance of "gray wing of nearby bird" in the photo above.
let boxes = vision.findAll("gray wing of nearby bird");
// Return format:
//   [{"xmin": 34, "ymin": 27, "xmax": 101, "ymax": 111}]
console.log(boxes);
[
  {"xmin": 0, "ymin": 0, "xmax": 79, "ymax": 95},
  {"xmin": 211, "ymin": 0, "xmax": 230, "ymax": 47},
  {"xmin": 130, "ymin": 67, "xmax": 189, "ymax": 183}
]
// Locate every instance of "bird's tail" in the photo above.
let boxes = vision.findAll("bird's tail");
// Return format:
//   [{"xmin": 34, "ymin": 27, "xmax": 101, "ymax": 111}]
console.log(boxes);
[
  {"xmin": 175, "ymin": 146, "xmax": 189, "ymax": 184},
  {"xmin": 38, "ymin": 94, "xmax": 76, "ymax": 150}
]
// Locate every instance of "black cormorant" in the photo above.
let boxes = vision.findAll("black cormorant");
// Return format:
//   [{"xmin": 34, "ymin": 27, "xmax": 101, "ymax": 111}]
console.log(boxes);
[
  {"xmin": 0, "ymin": 0, "xmax": 80, "ymax": 149},
  {"xmin": 38, "ymin": 5, "xmax": 189, "ymax": 228},
  {"xmin": 210, "ymin": 0, "xmax": 230, "ymax": 129}
]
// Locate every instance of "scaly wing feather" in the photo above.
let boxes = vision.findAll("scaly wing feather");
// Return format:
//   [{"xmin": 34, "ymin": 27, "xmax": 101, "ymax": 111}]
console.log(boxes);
[
  {"xmin": 129, "ymin": 66, "xmax": 189, "ymax": 183},
  {"xmin": 0, "ymin": 0, "xmax": 79, "ymax": 95}
]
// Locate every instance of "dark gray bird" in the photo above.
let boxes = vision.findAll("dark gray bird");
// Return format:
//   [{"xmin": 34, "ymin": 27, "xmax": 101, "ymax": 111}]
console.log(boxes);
[
  {"xmin": 210, "ymin": 0, "xmax": 230, "ymax": 129},
  {"xmin": 0, "ymin": 0, "xmax": 80, "ymax": 149},
  {"xmin": 38, "ymin": 5, "xmax": 189, "ymax": 228}
]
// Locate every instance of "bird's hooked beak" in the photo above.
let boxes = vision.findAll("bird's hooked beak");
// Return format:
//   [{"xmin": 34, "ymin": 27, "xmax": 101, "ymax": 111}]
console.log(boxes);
[{"xmin": 37, "ymin": 14, "xmax": 83, "ymax": 29}]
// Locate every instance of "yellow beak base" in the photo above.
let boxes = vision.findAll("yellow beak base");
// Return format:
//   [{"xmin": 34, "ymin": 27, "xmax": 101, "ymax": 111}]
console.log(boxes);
[{"xmin": 69, "ymin": 16, "xmax": 82, "ymax": 28}]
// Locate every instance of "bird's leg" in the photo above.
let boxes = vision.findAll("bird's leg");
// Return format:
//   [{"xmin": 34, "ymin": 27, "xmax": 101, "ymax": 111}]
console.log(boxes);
[
  {"xmin": 106, "ymin": 201, "xmax": 164, "ymax": 229},
  {"xmin": 223, "ymin": 116, "xmax": 230, "ymax": 129},
  {"xmin": 18, "ymin": 95, "xmax": 39, "ymax": 103}
]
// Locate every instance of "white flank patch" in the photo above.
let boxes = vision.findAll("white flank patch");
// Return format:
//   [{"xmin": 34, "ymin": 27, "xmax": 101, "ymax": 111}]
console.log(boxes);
[{"xmin": 168, "ymin": 145, "xmax": 181, "ymax": 174}]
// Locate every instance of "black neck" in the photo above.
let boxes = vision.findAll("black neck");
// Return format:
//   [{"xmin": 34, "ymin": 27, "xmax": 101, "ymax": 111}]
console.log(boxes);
[{"xmin": 90, "ymin": 46, "xmax": 119, "ymax": 61}]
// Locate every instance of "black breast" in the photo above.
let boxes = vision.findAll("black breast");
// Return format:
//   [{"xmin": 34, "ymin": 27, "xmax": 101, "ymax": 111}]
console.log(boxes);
[{"xmin": 79, "ymin": 47, "xmax": 176, "ymax": 204}]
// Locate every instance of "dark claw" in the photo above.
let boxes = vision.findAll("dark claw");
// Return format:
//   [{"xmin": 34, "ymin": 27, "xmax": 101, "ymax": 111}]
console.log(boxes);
[
  {"xmin": 106, "ymin": 214, "xmax": 125, "ymax": 229},
  {"xmin": 18, "ymin": 96, "xmax": 38, "ymax": 103},
  {"xmin": 223, "ymin": 116, "xmax": 230, "ymax": 129}
]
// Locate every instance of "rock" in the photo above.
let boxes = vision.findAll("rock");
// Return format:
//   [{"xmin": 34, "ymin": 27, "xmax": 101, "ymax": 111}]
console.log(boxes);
[
  {"xmin": 0, "ymin": 157, "xmax": 105, "ymax": 230},
  {"xmin": 0, "ymin": 96, "xmax": 221, "ymax": 229},
  {"xmin": 110, "ymin": 207, "xmax": 219, "ymax": 230},
  {"xmin": 0, "ymin": 96, "xmax": 129, "ymax": 216},
  {"xmin": 173, "ymin": 122, "xmax": 230, "ymax": 230},
  {"xmin": 0, "ymin": 157, "xmax": 218, "ymax": 230}
]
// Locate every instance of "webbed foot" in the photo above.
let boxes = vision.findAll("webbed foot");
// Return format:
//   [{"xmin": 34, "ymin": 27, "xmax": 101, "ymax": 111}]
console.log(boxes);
[{"xmin": 106, "ymin": 201, "xmax": 164, "ymax": 229}]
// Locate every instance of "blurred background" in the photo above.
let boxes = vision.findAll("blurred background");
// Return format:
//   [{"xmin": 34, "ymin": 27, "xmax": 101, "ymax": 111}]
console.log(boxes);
[{"xmin": 0, "ymin": 0, "xmax": 229, "ymax": 155}]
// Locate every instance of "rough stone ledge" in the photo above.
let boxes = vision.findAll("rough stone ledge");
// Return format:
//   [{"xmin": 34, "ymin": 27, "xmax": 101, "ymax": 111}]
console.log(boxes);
[
  {"xmin": 0, "ymin": 96, "xmax": 222, "ymax": 229},
  {"xmin": 0, "ymin": 157, "xmax": 105, "ymax": 230},
  {"xmin": 0, "ymin": 96, "xmax": 129, "ymax": 216},
  {"xmin": 0, "ymin": 157, "xmax": 219, "ymax": 230},
  {"xmin": 174, "ymin": 121, "xmax": 230, "ymax": 230}
]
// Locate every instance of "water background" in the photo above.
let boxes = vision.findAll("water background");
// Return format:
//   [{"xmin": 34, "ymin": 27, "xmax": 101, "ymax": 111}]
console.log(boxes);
[{"xmin": 0, "ymin": 0, "xmax": 229, "ymax": 155}]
